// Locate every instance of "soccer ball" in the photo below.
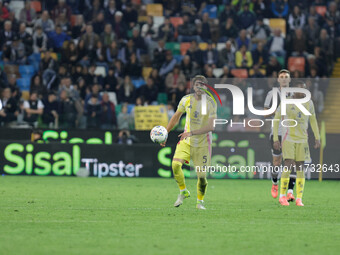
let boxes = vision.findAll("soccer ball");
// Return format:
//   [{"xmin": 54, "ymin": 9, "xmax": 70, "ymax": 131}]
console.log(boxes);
[{"xmin": 150, "ymin": 126, "xmax": 168, "ymax": 144}]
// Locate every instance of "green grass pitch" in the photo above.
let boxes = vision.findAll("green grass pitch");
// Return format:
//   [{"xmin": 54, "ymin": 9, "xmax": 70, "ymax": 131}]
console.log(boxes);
[{"xmin": 0, "ymin": 176, "xmax": 339, "ymax": 255}]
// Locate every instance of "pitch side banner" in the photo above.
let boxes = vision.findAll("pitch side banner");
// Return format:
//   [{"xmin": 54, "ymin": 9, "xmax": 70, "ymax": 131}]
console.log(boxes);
[{"xmin": 0, "ymin": 132, "xmax": 339, "ymax": 179}]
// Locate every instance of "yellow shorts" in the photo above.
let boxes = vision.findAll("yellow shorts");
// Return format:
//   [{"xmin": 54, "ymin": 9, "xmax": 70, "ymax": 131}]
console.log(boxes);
[
  {"xmin": 173, "ymin": 141, "xmax": 211, "ymax": 170},
  {"xmin": 282, "ymin": 140, "xmax": 310, "ymax": 162}
]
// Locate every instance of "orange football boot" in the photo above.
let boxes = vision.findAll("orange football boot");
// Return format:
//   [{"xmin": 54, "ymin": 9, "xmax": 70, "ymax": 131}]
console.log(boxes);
[
  {"xmin": 296, "ymin": 198, "xmax": 304, "ymax": 206},
  {"xmin": 271, "ymin": 184, "xmax": 278, "ymax": 198},
  {"xmin": 287, "ymin": 192, "xmax": 295, "ymax": 202},
  {"xmin": 279, "ymin": 196, "xmax": 289, "ymax": 206}
]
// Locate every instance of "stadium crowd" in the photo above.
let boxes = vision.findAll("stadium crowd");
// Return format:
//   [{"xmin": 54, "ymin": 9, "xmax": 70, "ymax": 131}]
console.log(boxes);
[{"xmin": 0, "ymin": 0, "xmax": 339, "ymax": 130}]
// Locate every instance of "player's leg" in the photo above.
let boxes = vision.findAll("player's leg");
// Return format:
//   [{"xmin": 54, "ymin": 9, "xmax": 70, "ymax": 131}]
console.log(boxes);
[
  {"xmin": 294, "ymin": 142, "xmax": 310, "ymax": 206},
  {"xmin": 287, "ymin": 173, "xmax": 296, "ymax": 202},
  {"xmin": 270, "ymin": 135, "xmax": 282, "ymax": 198},
  {"xmin": 279, "ymin": 140, "xmax": 295, "ymax": 206},
  {"xmin": 192, "ymin": 146, "xmax": 209, "ymax": 210},
  {"xmin": 295, "ymin": 161, "xmax": 305, "ymax": 206},
  {"xmin": 172, "ymin": 141, "xmax": 191, "ymax": 207}
]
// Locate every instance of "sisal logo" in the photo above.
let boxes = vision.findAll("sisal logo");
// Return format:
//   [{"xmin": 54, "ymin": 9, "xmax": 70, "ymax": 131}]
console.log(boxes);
[{"xmin": 201, "ymin": 84, "xmax": 311, "ymax": 116}]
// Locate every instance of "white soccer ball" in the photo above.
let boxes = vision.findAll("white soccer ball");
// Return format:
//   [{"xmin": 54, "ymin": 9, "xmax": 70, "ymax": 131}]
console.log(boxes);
[{"xmin": 150, "ymin": 126, "xmax": 168, "ymax": 144}]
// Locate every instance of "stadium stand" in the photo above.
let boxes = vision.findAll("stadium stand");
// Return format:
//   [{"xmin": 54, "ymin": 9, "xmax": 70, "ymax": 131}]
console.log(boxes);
[{"xmin": 0, "ymin": 0, "xmax": 339, "ymax": 131}]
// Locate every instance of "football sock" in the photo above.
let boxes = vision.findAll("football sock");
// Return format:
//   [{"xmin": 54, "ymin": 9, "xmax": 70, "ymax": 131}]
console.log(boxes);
[
  {"xmin": 172, "ymin": 161, "xmax": 186, "ymax": 190},
  {"xmin": 288, "ymin": 177, "xmax": 296, "ymax": 192},
  {"xmin": 296, "ymin": 171, "xmax": 305, "ymax": 199},
  {"xmin": 197, "ymin": 177, "xmax": 208, "ymax": 201},
  {"xmin": 271, "ymin": 167, "xmax": 279, "ymax": 184},
  {"xmin": 280, "ymin": 170, "xmax": 290, "ymax": 196}
]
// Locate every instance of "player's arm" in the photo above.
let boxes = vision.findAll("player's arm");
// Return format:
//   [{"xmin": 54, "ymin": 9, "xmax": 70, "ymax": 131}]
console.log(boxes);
[
  {"xmin": 160, "ymin": 110, "xmax": 183, "ymax": 147},
  {"xmin": 309, "ymin": 102, "xmax": 321, "ymax": 149},
  {"xmin": 178, "ymin": 117, "xmax": 215, "ymax": 140},
  {"xmin": 272, "ymin": 106, "xmax": 281, "ymax": 150},
  {"xmin": 263, "ymin": 92, "xmax": 275, "ymax": 118}
]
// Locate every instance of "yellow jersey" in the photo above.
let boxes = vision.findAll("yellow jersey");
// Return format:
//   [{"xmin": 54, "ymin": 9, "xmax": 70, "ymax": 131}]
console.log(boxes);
[
  {"xmin": 177, "ymin": 94, "xmax": 217, "ymax": 147},
  {"xmin": 273, "ymin": 100, "xmax": 320, "ymax": 143}
]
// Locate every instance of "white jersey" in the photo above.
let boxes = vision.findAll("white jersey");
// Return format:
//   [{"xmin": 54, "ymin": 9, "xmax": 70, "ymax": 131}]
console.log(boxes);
[{"xmin": 264, "ymin": 89, "xmax": 283, "ymax": 136}]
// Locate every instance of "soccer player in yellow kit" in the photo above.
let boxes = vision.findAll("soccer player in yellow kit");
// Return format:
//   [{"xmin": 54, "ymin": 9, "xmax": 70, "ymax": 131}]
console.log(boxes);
[
  {"xmin": 160, "ymin": 75, "xmax": 217, "ymax": 210},
  {"xmin": 273, "ymin": 81, "xmax": 320, "ymax": 206}
]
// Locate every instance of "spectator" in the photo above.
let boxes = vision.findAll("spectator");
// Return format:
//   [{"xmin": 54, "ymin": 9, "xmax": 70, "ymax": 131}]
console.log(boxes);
[
  {"xmin": 30, "ymin": 75, "xmax": 47, "ymax": 99},
  {"xmin": 141, "ymin": 16, "xmax": 158, "ymax": 39},
  {"xmin": 93, "ymin": 12, "xmax": 105, "ymax": 35},
  {"xmin": 181, "ymin": 55, "xmax": 195, "ymax": 80},
  {"xmin": 235, "ymin": 45, "xmax": 253, "ymax": 68},
  {"xmin": 113, "ymin": 11, "xmax": 127, "ymax": 40},
  {"xmin": 52, "ymin": 0, "xmax": 72, "ymax": 22},
  {"xmin": 218, "ymin": 40, "xmax": 236, "ymax": 68},
  {"xmin": 101, "ymin": 23, "xmax": 115, "ymax": 48},
  {"xmin": 131, "ymin": 27, "xmax": 146, "ymax": 53},
  {"xmin": 235, "ymin": 29, "xmax": 251, "ymax": 50},
  {"xmin": 149, "ymin": 69, "xmax": 164, "ymax": 92},
  {"xmin": 119, "ymin": 39, "xmax": 140, "ymax": 64},
  {"xmin": 159, "ymin": 50, "xmax": 177, "ymax": 77},
  {"xmin": 288, "ymin": 5, "xmax": 305, "ymax": 31},
  {"xmin": 186, "ymin": 40, "xmax": 203, "ymax": 66},
  {"xmin": 4, "ymin": 35, "xmax": 27, "ymax": 65},
  {"xmin": 123, "ymin": 3, "xmax": 138, "ymax": 29},
  {"xmin": 42, "ymin": 91, "xmax": 59, "ymax": 127},
  {"xmin": 58, "ymin": 89, "xmax": 76, "ymax": 128},
  {"xmin": 153, "ymin": 40, "xmax": 166, "ymax": 69},
  {"xmin": 81, "ymin": 24, "xmax": 99, "ymax": 51},
  {"xmin": 55, "ymin": 12, "xmax": 70, "ymax": 33},
  {"xmin": 125, "ymin": 53, "xmax": 142, "ymax": 79},
  {"xmin": 106, "ymin": 40, "xmax": 119, "ymax": 64},
  {"xmin": 267, "ymin": 28, "xmax": 285, "ymax": 58},
  {"xmin": 71, "ymin": 14, "xmax": 86, "ymax": 39},
  {"xmin": 104, "ymin": 68, "xmax": 118, "ymax": 92},
  {"xmin": 0, "ymin": 88, "xmax": 18, "ymax": 125},
  {"xmin": 92, "ymin": 40, "xmax": 107, "ymax": 65},
  {"xmin": 237, "ymin": 3, "xmax": 256, "ymax": 30},
  {"xmin": 33, "ymin": 26, "xmax": 48, "ymax": 53},
  {"xmin": 23, "ymin": 91, "xmax": 44, "ymax": 127},
  {"xmin": 104, "ymin": 0, "xmax": 117, "ymax": 25},
  {"xmin": 304, "ymin": 16, "xmax": 320, "ymax": 53},
  {"xmin": 138, "ymin": 77, "xmax": 159, "ymax": 105},
  {"xmin": 117, "ymin": 76, "xmax": 135, "ymax": 104},
  {"xmin": 199, "ymin": 13, "xmax": 211, "ymax": 42},
  {"xmin": 165, "ymin": 65, "xmax": 186, "ymax": 93},
  {"xmin": 34, "ymin": 10, "xmax": 55, "ymax": 34},
  {"xmin": 219, "ymin": 2, "xmax": 235, "ymax": 24},
  {"xmin": 0, "ymin": 20, "xmax": 15, "ymax": 49},
  {"xmin": 62, "ymin": 40, "xmax": 78, "ymax": 67},
  {"xmin": 316, "ymin": 29, "xmax": 334, "ymax": 68},
  {"xmin": 271, "ymin": 0, "xmax": 289, "ymax": 18},
  {"xmin": 178, "ymin": 14, "xmax": 201, "ymax": 42},
  {"xmin": 6, "ymin": 74, "xmax": 21, "ymax": 102},
  {"xmin": 40, "ymin": 50, "xmax": 58, "ymax": 90},
  {"xmin": 219, "ymin": 17, "xmax": 238, "ymax": 42},
  {"xmin": 252, "ymin": 41, "xmax": 269, "ymax": 68},
  {"xmin": 86, "ymin": 95, "xmax": 101, "ymax": 128},
  {"xmin": 249, "ymin": 16, "xmax": 271, "ymax": 44},
  {"xmin": 117, "ymin": 104, "xmax": 131, "ymax": 130},
  {"xmin": 0, "ymin": 0, "xmax": 9, "ymax": 21},
  {"xmin": 19, "ymin": 0, "xmax": 37, "ymax": 27},
  {"xmin": 117, "ymin": 130, "xmax": 134, "ymax": 144},
  {"xmin": 203, "ymin": 42, "xmax": 219, "ymax": 68},
  {"xmin": 49, "ymin": 25, "xmax": 70, "ymax": 52},
  {"xmin": 266, "ymin": 56, "xmax": 282, "ymax": 76},
  {"xmin": 100, "ymin": 92, "xmax": 117, "ymax": 129},
  {"xmin": 158, "ymin": 17, "xmax": 174, "ymax": 42},
  {"xmin": 290, "ymin": 28, "xmax": 307, "ymax": 56}
]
